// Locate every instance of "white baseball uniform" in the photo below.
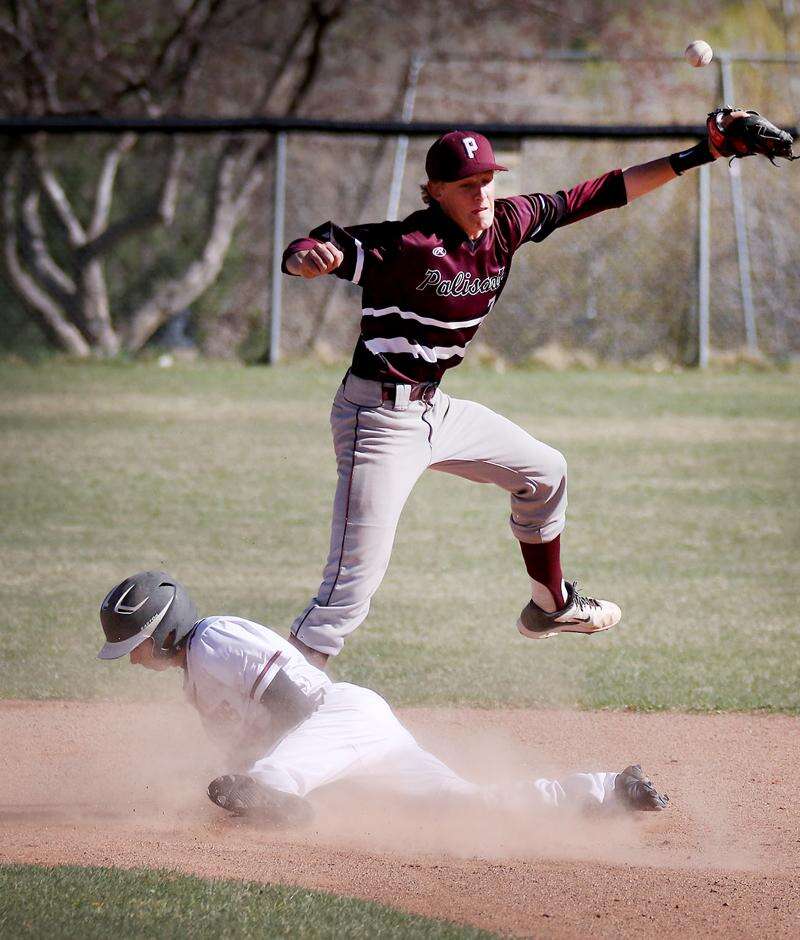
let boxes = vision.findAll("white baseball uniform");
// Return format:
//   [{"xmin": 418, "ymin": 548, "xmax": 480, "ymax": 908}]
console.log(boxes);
[{"xmin": 185, "ymin": 615, "xmax": 622, "ymax": 810}]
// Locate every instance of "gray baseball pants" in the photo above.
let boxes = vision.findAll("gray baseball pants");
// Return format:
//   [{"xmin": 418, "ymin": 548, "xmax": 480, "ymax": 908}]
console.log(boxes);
[{"xmin": 291, "ymin": 372, "xmax": 568, "ymax": 656}]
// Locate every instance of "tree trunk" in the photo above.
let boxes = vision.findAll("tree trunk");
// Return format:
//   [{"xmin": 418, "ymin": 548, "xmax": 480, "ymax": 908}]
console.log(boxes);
[{"xmin": 79, "ymin": 261, "xmax": 120, "ymax": 355}]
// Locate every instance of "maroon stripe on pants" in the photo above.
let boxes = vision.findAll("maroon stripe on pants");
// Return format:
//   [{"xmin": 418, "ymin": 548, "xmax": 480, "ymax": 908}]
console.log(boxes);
[
  {"xmin": 322, "ymin": 406, "xmax": 362, "ymax": 605},
  {"xmin": 294, "ymin": 405, "xmax": 362, "ymax": 639}
]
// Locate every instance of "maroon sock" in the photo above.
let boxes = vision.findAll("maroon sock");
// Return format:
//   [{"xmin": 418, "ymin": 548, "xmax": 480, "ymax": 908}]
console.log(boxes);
[{"xmin": 519, "ymin": 536, "xmax": 565, "ymax": 609}]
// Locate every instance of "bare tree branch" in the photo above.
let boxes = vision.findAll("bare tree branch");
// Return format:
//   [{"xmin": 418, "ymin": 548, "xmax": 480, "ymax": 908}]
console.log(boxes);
[
  {"xmin": 102, "ymin": 0, "xmax": 233, "ymax": 114},
  {"xmin": 89, "ymin": 132, "xmax": 137, "ymax": 238},
  {"xmin": 287, "ymin": 0, "xmax": 347, "ymax": 114},
  {"xmin": 149, "ymin": 0, "xmax": 229, "ymax": 101},
  {"xmin": 250, "ymin": 4, "xmax": 321, "ymax": 113},
  {"xmin": 169, "ymin": 0, "xmax": 231, "ymax": 109},
  {"xmin": 18, "ymin": 141, "xmax": 119, "ymax": 354},
  {"xmin": 103, "ymin": 69, "xmax": 156, "ymax": 116},
  {"xmin": 186, "ymin": 0, "xmax": 335, "ymax": 212},
  {"xmin": 80, "ymin": 136, "xmax": 185, "ymax": 261},
  {"xmin": 83, "ymin": 0, "xmax": 106, "ymax": 62},
  {"xmin": 216, "ymin": 0, "xmax": 269, "ymax": 30},
  {"xmin": 233, "ymin": 0, "xmax": 347, "ymax": 178},
  {"xmin": 233, "ymin": 157, "xmax": 266, "ymax": 216},
  {"xmin": 2, "ymin": 151, "xmax": 90, "ymax": 356},
  {"xmin": 20, "ymin": 179, "xmax": 76, "ymax": 298},
  {"xmin": 159, "ymin": 138, "xmax": 185, "ymax": 224},
  {"xmin": 195, "ymin": 0, "xmax": 336, "ymax": 230},
  {"xmin": 7, "ymin": 1, "xmax": 63, "ymax": 113},
  {"xmin": 151, "ymin": 0, "xmax": 208, "ymax": 82},
  {"xmin": 30, "ymin": 138, "xmax": 87, "ymax": 246}
]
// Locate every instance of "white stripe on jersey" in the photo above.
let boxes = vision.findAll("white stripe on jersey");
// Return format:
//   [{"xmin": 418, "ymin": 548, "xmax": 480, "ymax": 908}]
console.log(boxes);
[
  {"xmin": 351, "ymin": 238, "xmax": 364, "ymax": 285},
  {"xmin": 364, "ymin": 335, "xmax": 473, "ymax": 363},
  {"xmin": 362, "ymin": 305, "xmax": 485, "ymax": 330}
]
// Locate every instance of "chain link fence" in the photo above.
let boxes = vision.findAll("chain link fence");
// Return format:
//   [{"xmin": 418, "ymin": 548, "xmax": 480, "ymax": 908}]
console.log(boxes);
[{"xmin": 2, "ymin": 54, "xmax": 799, "ymax": 364}]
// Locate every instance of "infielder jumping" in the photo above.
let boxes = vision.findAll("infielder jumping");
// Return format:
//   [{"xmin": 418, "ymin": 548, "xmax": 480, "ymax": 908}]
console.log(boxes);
[
  {"xmin": 281, "ymin": 109, "xmax": 795, "ymax": 669},
  {"xmin": 98, "ymin": 571, "xmax": 669, "ymax": 823}
]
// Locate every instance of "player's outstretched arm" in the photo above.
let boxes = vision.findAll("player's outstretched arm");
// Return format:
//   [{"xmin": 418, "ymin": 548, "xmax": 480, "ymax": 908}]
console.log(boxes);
[
  {"xmin": 620, "ymin": 110, "xmax": 737, "ymax": 202},
  {"xmin": 622, "ymin": 154, "xmax": 685, "ymax": 202},
  {"xmin": 623, "ymin": 107, "xmax": 797, "ymax": 201},
  {"xmin": 620, "ymin": 111, "xmax": 734, "ymax": 201}
]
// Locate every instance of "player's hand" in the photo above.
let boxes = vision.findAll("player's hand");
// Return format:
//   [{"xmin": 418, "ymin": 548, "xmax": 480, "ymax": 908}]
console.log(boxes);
[{"xmin": 289, "ymin": 241, "xmax": 344, "ymax": 278}]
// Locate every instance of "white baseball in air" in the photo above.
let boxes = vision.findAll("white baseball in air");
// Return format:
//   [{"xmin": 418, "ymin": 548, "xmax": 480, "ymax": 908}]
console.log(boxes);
[{"xmin": 685, "ymin": 40, "xmax": 713, "ymax": 67}]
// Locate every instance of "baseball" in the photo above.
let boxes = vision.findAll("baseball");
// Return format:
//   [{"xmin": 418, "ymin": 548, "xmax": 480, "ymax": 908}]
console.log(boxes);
[{"xmin": 685, "ymin": 40, "xmax": 713, "ymax": 67}]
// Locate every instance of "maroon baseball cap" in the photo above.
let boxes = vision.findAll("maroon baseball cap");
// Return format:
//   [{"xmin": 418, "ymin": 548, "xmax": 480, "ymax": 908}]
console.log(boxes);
[{"xmin": 425, "ymin": 130, "xmax": 507, "ymax": 182}]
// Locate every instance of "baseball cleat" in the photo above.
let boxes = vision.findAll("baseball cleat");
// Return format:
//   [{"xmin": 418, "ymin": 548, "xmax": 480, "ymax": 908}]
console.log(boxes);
[
  {"xmin": 612, "ymin": 764, "xmax": 669, "ymax": 812},
  {"xmin": 517, "ymin": 581, "xmax": 621, "ymax": 639},
  {"xmin": 207, "ymin": 774, "xmax": 313, "ymax": 827}
]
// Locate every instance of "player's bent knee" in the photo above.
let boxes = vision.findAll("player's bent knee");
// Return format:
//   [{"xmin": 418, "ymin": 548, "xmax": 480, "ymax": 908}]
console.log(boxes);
[
  {"xmin": 541, "ymin": 447, "xmax": 568, "ymax": 489},
  {"xmin": 519, "ymin": 446, "xmax": 567, "ymax": 499}
]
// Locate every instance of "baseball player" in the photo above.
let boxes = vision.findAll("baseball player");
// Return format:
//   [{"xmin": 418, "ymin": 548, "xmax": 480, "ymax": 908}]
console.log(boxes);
[
  {"xmin": 281, "ymin": 109, "xmax": 795, "ymax": 670},
  {"xmin": 98, "ymin": 571, "xmax": 669, "ymax": 824}
]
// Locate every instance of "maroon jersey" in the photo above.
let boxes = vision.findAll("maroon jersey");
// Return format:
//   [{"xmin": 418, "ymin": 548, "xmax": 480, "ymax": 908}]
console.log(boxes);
[{"xmin": 283, "ymin": 170, "xmax": 627, "ymax": 384}]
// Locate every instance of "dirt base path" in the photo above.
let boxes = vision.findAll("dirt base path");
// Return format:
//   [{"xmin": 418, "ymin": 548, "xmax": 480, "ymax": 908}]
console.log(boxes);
[{"xmin": 2, "ymin": 702, "xmax": 798, "ymax": 937}]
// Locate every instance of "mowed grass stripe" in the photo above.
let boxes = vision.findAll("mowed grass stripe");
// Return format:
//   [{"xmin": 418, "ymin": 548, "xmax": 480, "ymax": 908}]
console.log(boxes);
[
  {"xmin": 1, "ymin": 361, "xmax": 797, "ymax": 710},
  {"xmin": 0, "ymin": 865, "xmax": 496, "ymax": 939}
]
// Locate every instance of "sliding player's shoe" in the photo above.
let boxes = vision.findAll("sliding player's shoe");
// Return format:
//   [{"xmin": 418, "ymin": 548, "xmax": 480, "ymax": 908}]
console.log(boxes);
[{"xmin": 207, "ymin": 774, "xmax": 313, "ymax": 827}]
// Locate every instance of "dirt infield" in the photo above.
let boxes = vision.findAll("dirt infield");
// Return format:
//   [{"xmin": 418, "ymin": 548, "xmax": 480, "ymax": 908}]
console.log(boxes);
[{"xmin": 2, "ymin": 701, "xmax": 798, "ymax": 938}]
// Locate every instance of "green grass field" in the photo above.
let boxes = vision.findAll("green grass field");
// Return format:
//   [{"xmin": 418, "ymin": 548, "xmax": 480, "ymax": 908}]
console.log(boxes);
[
  {"xmin": 0, "ymin": 865, "xmax": 495, "ymax": 938},
  {"xmin": 1, "ymin": 360, "xmax": 798, "ymax": 710}
]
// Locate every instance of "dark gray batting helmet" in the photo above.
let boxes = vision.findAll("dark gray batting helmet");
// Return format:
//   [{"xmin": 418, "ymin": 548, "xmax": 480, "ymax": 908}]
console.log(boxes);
[{"xmin": 98, "ymin": 571, "xmax": 198, "ymax": 660}]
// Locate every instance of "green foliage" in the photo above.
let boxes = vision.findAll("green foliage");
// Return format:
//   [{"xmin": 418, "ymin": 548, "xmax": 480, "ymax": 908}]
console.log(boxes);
[
  {"xmin": 0, "ymin": 277, "xmax": 50, "ymax": 358},
  {"xmin": 706, "ymin": 0, "xmax": 786, "ymax": 53},
  {"xmin": 0, "ymin": 361, "xmax": 798, "ymax": 710},
  {"xmin": 0, "ymin": 865, "xmax": 494, "ymax": 939}
]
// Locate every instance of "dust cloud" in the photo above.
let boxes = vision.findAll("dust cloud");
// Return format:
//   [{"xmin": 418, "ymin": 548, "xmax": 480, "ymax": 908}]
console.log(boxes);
[
  {"xmin": 2, "ymin": 699, "xmax": 653, "ymax": 866},
  {"xmin": 4, "ymin": 700, "xmax": 795, "ymax": 877},
  {"xmin": 4, "ymin": 701, "xmax": 799, "ymax": 937}
]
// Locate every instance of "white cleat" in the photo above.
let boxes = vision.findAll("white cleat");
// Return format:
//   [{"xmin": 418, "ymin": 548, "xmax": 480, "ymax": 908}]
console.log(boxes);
[{"xmin": 517, "ymin": 581, "xmax": 621, "ymax": 639}]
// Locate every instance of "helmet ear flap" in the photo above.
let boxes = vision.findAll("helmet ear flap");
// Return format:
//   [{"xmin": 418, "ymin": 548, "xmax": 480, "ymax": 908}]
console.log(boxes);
[{"xmin": 154, "ymin": 629, "xmax": 177, "ymax": 658}]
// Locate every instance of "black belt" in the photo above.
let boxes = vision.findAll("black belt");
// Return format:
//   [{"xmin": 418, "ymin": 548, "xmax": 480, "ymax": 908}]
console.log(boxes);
[{"xmin": 381, "ymin": 381, "xmax": 439, "ymax": 403}]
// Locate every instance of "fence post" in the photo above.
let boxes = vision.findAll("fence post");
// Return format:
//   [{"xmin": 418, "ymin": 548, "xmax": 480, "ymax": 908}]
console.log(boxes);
[
  {"xmin": 698, "ymin": 162, "xmax": 711, "ymax": 368},
  {"xmin": 269, "ymin": 131, "xmax": 288, "ymax": 364},
  {"xmin": 719, "ymin": 54, "xmax": 758, "ymax": 355},
  {"xmin": 386, "ymin": 53, "xmax": 424, "ymax": 221}
]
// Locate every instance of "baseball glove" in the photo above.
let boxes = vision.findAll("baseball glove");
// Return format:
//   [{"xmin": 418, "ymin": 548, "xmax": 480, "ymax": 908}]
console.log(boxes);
[
  {"xmin": 207, "ymin": 774, "xmax": 314, "ymax": 827},
  {"xmin": 707, "ymin": 108, "xmax": 798, "ymax": 165}
]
